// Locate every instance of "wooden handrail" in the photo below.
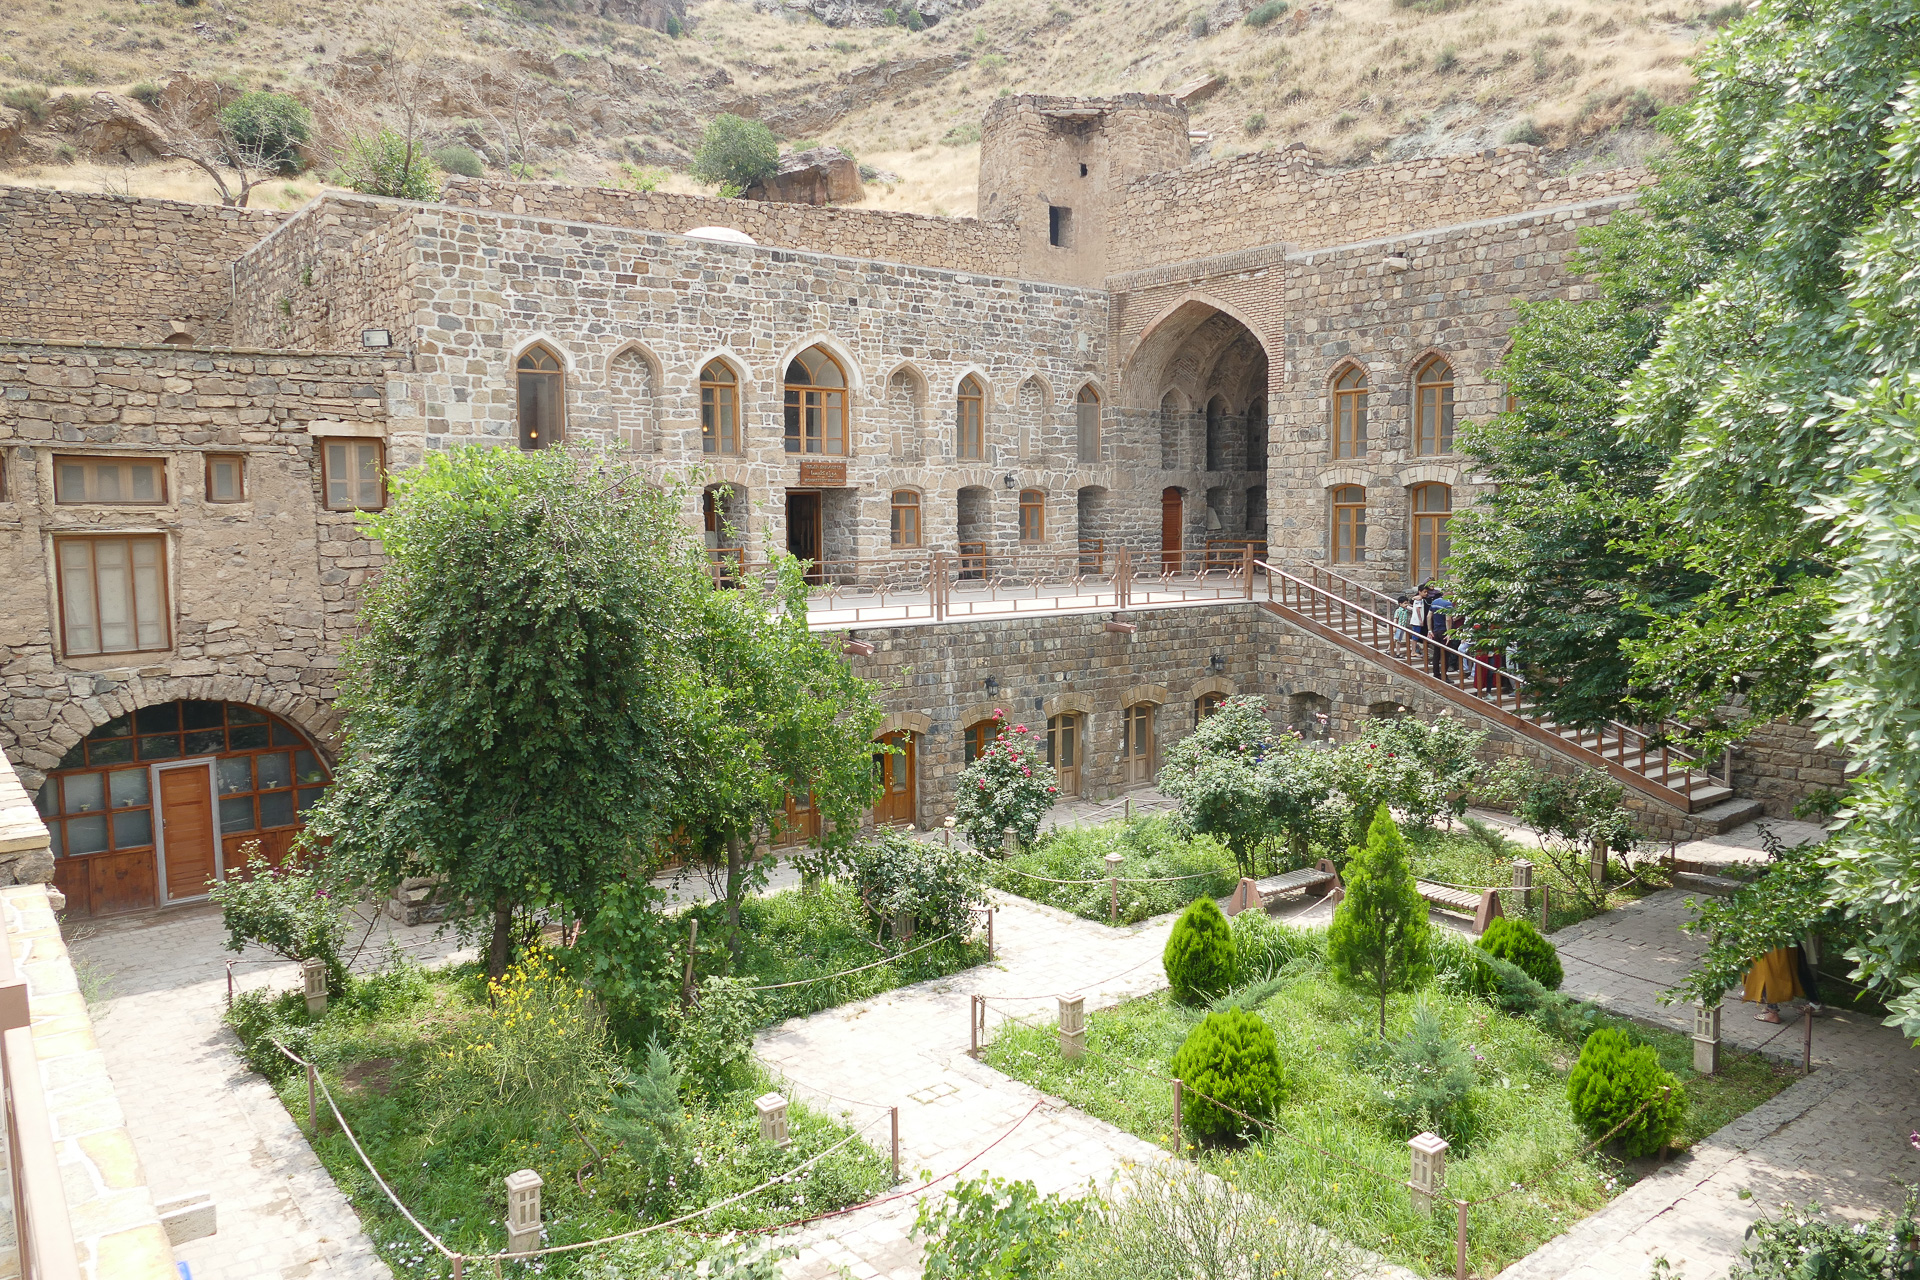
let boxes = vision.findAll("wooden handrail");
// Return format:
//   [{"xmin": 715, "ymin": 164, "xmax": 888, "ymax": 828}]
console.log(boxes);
[{"xmin": 0, "ymin": 898, "xmax": 82, "ymax": 1280}]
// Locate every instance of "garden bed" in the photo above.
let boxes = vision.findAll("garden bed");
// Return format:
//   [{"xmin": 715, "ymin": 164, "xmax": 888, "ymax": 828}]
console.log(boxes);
[
  {"xmin": 986, "ymin": 816, "xmax": 1239, "ymax": 925},
  {"xmin": 983, "ymin": 917, "xmax": 1797, "ymax": 1277},
  {"xmin": 1409, "ymin": 820, "xmax": 1667, "ymax": 932}
]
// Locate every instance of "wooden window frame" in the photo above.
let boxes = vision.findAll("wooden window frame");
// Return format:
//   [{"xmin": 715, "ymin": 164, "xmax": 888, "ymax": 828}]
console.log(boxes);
[
  {"xmin": 784, "ymin": 346, "xmax": 850, "ymax": 457},
  {"xmin": 319, "ymin": 438, "xmax": 387, "ymax": 513},
  {"xmin": 1331, "ymin": 484, "xmax": 1367, "ymax": 564},
  {"xmin": 1018, "ymin": 488, "xmax": 1046, "ymax": 544},
  {"xmin": 53, "ymin": 533, "xmax": 172, "ymax": 658},
  {"xmin": 701, "ymin": 360, "xmax": 740, "ymax": 455},
  {"xmin": 205, "ymin": 453, "xmax": 246, "ymax": 504},
  {"xmin": 516, "ymin": 345, "xmax": 566, "ymax": 451},
  {"xmin": 1410, "ymin": 482, "xmax": 1454, "ymax": 586},
  {"xmin": 1195, "ymin": 692, "xmax": 1225, "ymax": 725},
  {"xmin": 1332, "ymin": 365, "xmax": 1368, "ymax": 460},
  {"xmin": 957, "ymin": 375, "xmax": 984, "ymax": 460},
  {"xmin": 963, "ymin": 719, "xmax": 1001, "ymax": 765},
  {"xmin": 890, "ymin": 489, "xmax": 922, "ymax": 549},
  {"xmin": 53, "ymin": 455, "xmax": 169, "ymax": 506},
  {"xmin": 1413, "ymin": 356, "xmax": 1455, "ymax": 457},
  {"xmin": 1075, "ymin": 385, "xmax": 1101, "ymax": 464}
]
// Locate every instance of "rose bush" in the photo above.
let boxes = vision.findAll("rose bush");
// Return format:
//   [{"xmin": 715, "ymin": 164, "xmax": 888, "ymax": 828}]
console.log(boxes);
[{"xmin": 952, "ymin": 710, "xmax": 1057, "ymax": 855}]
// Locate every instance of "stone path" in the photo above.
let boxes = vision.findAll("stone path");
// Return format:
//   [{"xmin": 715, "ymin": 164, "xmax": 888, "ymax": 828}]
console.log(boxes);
[
  {"xmin": 65, "ymin": 901, "xmax": 470, "ymax": 1280},
  {"xmin": 1497, "ymin": 890, "xmax": 1919, "ymax": 1280}
]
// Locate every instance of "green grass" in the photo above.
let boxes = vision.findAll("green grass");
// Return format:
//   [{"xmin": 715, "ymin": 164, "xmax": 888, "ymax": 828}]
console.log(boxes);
[
  {"xmin": 985, "ymin": 930, "xmax": 1796, "ymax": 1277},
  {"xmin": 1410, "ymin": 822, "xmax": 1669, "ymax": 932},
  {"xmin": 239, "ymin": 962, "xmax": 891, "ymax": 1279},
  {"xmin": 988, "ymin": 815, "xmax": 1240, "ymax": 925}
]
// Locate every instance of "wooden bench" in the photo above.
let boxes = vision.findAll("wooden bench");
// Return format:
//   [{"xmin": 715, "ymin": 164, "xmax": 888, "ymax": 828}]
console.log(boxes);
[
  {"xmin": 1225, "ymin": 860, "xmax": 1343, "ymax": 916},
  {"xmin": 1416, "ymin": 879, "xmax": 1505, "ymax": 934}
]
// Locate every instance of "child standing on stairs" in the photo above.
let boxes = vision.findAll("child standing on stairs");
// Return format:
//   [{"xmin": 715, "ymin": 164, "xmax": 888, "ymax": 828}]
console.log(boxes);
[{"xmin": 1392, "ymin": 594, "xmax": 1413, "ymax": 658}]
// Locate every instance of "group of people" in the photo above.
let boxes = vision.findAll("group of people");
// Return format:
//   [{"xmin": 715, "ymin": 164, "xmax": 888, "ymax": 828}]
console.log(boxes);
[{"xmin": 1387, "ymin": 585, "xmax": 1516, "ymax": 693}]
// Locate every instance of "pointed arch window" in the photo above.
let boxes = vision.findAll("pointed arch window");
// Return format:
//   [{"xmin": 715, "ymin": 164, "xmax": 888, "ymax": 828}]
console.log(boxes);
[
  {"xmin": 1414, "ymin": 356, "xmax": 1454, "ymax": 456},
  {"xmin": 1332, "ymin": 365, "xmax": 1368, "ymax": 460},
  {"xmin": 957, "ymin": 375, "xmax": 985, "ymax": 460},
  {"xmin": 700, "ymin": 360, "xmax": 739, "ymax": 455},
  {"xmin": 1331, "ymin": 485, "xmax": 1367, "ymax": 564},
  {"xmin": 1075, "ymin": 385, "xmax": 1101, "ymax": 464},
  {"xmin": 784, "ymin": 346, "xmax": 848, "ymax": 456},
  {"xmin": 516, "ymin": 345, "xmax": 564, "ymax": 451}
]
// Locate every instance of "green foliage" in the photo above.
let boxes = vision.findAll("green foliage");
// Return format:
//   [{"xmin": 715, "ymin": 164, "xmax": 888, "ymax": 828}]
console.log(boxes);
[
  {"xmin": 1354, "ymin": 1002, "xmax": 1478, "ymax": 1142},
  {"xmin": 1247, "ymin": 0, "xmax": 1289, "ymax": 27},
  {"xmin": 332, "ymin": 128, "xmax": 440, "ymax": 199},
  {"xmin": 207, "ymin": 848, "xmax": 350, "ymax": 993},
  {"xmin": 1565, "ymin": 1027, "xmax": 1686, "ymax": 1158},
  {"xmin": 1169, "ymin": 1007, "xmax": 1286, "ymax": 1139},
  {"xmin": 912, "ymin": 1173, "xmax": 1085, "ymax": 1280},
  {"xmin": 1163, "ymin": 897, "xmax": 1237, "ymax": 1005},
  {"xmin": 2, "ymin": 88, "xmax": 50, "ymax": 121},
  {"xmin": 1228, "ymin": 911, "xmax": 1327, "ymax": 982},
  {"xmin": 226, "ymin": 986, "xmax": 315, "ymax": 1080},
  {"xmin": 1158, "ymin": 695, "xmax": 1341, "ymax": 874},
  {"xmin": 1328, "ymin": 807, "xmax": 1434, "ymax": 1034},
  {"xmin": 219, "ymin": 90, "xmax": 311, "ymax": 173},
  {"xmin": 1478, "ymin": 761, "xmax": 1639, "ymax": 911},
  {"xmin": 429, "ymin": 144, "xmax": 483, "ymax": 178},
  {"xmin": 609, "ymin": 161, "xmax": 666, "ymax": 192},
  {"xmin": 839, "ymin": 826, "xmax": 986, "ymax": 941},
  {"xmin": 1505, "ymin": 117, "xmax": 1545, "ymax": 146},
  {"xmin": 569, "ymin": 876, "xmax": 681, "ymax": 1041},
  {"xmin": 600, "ymin": 1036, "xmax": 683, "ymax": 1169},
  {"xmin": 991, "ymin": 815, "xmax": 1238, "ymax": 925},
  {"xmin": 952, "ymin": 711, "xmax": 1057, "ymax": 853},
  {"xmin": 690, "ymin": 114, "xmax": 779, "ymax": 195},
  {"xmin": 665, "ymin": 976, "xmax": 761, "ymax": 1092},
  {"xmin": 129, "ymin": 81, "xmax": 162, "ymax": 107},
  {"xmin": 1667, "ymin": 841, "xmax": 1843, "ymax": 1007},
  {"xmin": 1328, "ymin": 713, "xmax": 1486, "ymax": 842},
  {"xmin": 1728, "ymin": 1196, "xmax": 1920, "ymax": 1280},
  {"xmin": 1478, "ymin": 918, "xmax": 1564, "ymax": 990},
  {"xmin": 1244, "ymin": 112, "xmax": 1267, "ymax": 136}
]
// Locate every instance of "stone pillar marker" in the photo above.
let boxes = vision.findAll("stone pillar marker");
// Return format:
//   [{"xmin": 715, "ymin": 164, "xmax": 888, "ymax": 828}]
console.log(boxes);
[
  {"xmin": 1692, "ymin": 1002, "xmax": 1722, "ymax": 1075},
  {"xmin": 1589, "ymin": 835, "xmax": 1608, "ymax": 889},
  {"xmin": 301, "ymin": 957, "xmax": 328, "ymax": 1016},
  {"xmin": 505, "ymin": 1168, "xmax": 543, "ymax": 1255},
  {"xmin": 1105, "ymin": 851, "xmax": 1124, "ymax": 924},
  {"xmin": 1408, "ymin": 1132, "xmax": 1449, "ymax": 1214},
  {"xmin": 1511, "ymin": 858, "xmax": 1534, "ymax": 915},
  {"xmin": 1059, "ymin": 992, "xmax": 1086, "ymax": 1059},
  {"xmin": 756, "ymin": 1092, "xmax": 791, "ymax": 1148}
]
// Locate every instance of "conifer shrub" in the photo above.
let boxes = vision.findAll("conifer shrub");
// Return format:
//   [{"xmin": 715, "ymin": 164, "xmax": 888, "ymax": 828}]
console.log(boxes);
[
  {"xmin": 1566, "ymin": 1027, "xmax": 1686, "ymax": 1157},
  {"xmin": 1477, "ymin": 917, "xmax": 1563, "ymax": 990},
  {"xmin": 1164, "ymin": 897, "xmax": 1236, "ymax": 1005},
  {"xmin": 1169, "ymin": 1007, "xmax": 1286, "ymax": 1139}
]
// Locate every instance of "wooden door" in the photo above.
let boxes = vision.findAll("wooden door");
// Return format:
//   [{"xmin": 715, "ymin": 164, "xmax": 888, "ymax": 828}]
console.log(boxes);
[
  {"xmin": 787, "ymin": 492, "xmax": 822, "ymax": 579},
  {"xmin": 88, "ymin": 850, "xmax": 159, "ymax": 916},
  {"xmin": 1161, "ymin": 488, "xmax": 1183, "ymax": 573},
  {"xmin": 1047, "ymin": 715, "xmax": 1081, "ymax": 797},
  {"xmin": 1122, "ymin": 705, "xmax": 1155, "ymax": 787},
  {"xmin": 872, "ymin": 732, "xmax": 915, "ymax": 827},
  {"xmin": 158, "ymin": 764, "xmax": 218, "ymax": 902}
]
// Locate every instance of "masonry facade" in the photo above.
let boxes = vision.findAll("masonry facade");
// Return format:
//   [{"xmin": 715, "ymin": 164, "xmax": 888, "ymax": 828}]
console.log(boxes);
[{"xmin": 6, "ymin": 91, "xmax": 1808, "ymax": 917}]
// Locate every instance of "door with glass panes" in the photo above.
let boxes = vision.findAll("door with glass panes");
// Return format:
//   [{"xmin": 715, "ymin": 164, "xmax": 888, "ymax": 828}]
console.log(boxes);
[
  {"xmin": 1046, "ymin": 714, "xmax": 1081, "ymax": 797},
  {"xmin": 1121, "ymin": 704, "xmax": 1155, "ymax": 787}
]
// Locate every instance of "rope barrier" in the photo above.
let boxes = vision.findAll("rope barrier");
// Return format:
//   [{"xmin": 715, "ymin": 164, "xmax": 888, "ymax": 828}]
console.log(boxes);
[
  {"xmin": 996, "ymin": 865, "xmax": 1233, "ymax": 887},
  {"xmin": 976, "ymin": 950, "xmax": 1165, "ymax": 1002},
  {"xmin": 732, "ymin": 930, "xmax": 965, "ymax": 992}
]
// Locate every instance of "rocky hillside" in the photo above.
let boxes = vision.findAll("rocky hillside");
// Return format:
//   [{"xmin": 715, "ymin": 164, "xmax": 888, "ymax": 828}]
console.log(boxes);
[{"xmin": 0, "ymin": 0, "xmax": 1733, "ymax": 214}]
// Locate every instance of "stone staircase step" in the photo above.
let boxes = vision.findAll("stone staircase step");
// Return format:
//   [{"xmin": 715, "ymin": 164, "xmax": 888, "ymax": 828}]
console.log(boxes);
[{"xmin": 1689, "ymin": 796, "xmax": 1764, "ymax": 834}]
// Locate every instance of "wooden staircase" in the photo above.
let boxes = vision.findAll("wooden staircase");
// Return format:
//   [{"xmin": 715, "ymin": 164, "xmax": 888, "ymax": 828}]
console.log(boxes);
[{"xmin": 1254, "ymin": 562, "xmax": 1737, "ymax": 815}]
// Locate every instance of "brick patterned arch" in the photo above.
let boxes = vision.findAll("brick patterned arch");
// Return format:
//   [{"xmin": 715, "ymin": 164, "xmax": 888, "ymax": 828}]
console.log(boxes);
[
  {"xmin": 1043, "ymin": 692, "xmax": 1095, "ymax": 720},
  {"xmin": 7, "ymin": 675, "xmax": 339, "ymax": 790},
  {"xmin": 877, "ymin": 711, "xmax": 932, "ymax": 738},
  {"xmin": 1185, "ymin": 676, "xmax": 1235, "ymax": 705},
  {"xmin": 1122, "ymin": 682, "xmax": 1169, "ymax": 708}
]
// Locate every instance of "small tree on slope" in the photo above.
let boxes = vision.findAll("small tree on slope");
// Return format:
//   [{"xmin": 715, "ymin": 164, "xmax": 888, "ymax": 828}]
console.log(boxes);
[{"xmin": 1328, "ymin": 805, "xmax": 1433, "ymax": 1035}]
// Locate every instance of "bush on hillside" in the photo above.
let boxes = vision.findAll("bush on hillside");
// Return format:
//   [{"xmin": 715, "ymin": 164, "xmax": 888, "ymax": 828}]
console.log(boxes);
[
  {"xmin": 1169, "ymin": 1007, "xmax": 1286, "ymax": 1139},
  {"xmin": 1478, "ymin": 917, "xmax": 1564, "ymax": 990},
  {"xmin": 333, "ymin": 129, "xmax": 440, "ymax": 200},
  {"xmin": 1566, "ymin": 1027, "xmax": 1686, "ymax": 1157},
  {"xmin": 219, "ymin": 90, "xmax": 312, "ymax": 173},
  {"xmin": 1164, "ymin": 897, "xmax": 1236, "ymax": 1005},
  {"xmin": 1247, "ymin": 0, "xmax": 1289, "ymax": 25},
  {"xmin": 430, "ymin": 144, "xmax": 484, "ymax": 178},
  {"xmin": 690, "ymin": 113, "xmax": 779, "ymax": 196}
]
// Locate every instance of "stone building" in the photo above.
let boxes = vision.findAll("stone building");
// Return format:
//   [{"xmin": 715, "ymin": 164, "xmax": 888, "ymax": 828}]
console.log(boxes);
[{"xmin": 0, "ymin": 94, "xmax": 1834, "ymax": 917}]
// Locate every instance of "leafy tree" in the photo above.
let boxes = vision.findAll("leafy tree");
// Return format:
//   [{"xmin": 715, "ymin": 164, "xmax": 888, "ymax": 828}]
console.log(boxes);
[
  {"xmin": 690, "ymin": 114, "xmax": 780, "ymax": 197},
  {"xmin": 1477, "ymin": 762, "xmax": 1639, "ymax": 913},
  {"xmin": 1158, "ymin": 694, "xmax": 1339, "ymax": 874},
  {"xmin": 912, "ymin": 1173, "xmax": 1084, "ymax": 1280},
  {"xmin": 1727, "ymin": 1197, "xmax": 1920, "ymax": 1280},
  {"xmin": 1328, "ymin": 806, "xmax": 1433, "ymax": 1034},
  {"xmin": 841, "ymin": 827, "xmax": 987, "ymax": 941},
  {"xmin": 333, "ymin": 128, "xmax": 441, "ymax": 200},
  {"xmin": 1163, "ymin": 897, "xmax": 1237, "ymax": 1005},
  {"xmin": 1327, "ymin": 714, "xmax": 1485, "ymax": 843},
  {"xmin": 1663, "ymin": 840, "xmax": 1854, "ymax": 1009},
  {"xmin": 1169, "ymin": 1007, "xmax": 1287, "ymax": 1140},
  {"xmin": 952, "ymin": 712, "xmax": 1056, "ymax": 853},
  {"xmin": 306, "ymin": 446, "xmax": 710, "ymax": 978},
  {"xmin": 218, "ymin": 90, "xmax": 312, "ymax": 173}
]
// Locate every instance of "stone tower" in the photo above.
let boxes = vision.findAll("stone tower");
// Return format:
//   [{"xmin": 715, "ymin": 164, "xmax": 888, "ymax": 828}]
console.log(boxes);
[{"xmin": 978, "ymin": 94, "xmax": 1191, "ymax": 287}]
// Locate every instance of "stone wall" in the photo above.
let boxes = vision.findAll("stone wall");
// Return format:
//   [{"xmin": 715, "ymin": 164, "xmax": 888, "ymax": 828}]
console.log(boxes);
[
  {"xmin": 437, "ymin": 177, "xmax": 1026, "ymax": 277},
  {"xmin": 0, "ymin": 745, "xmax": 53, "ymax": 887},
  {"xmin": 1732, "ymin": 718, "xmax": 1850, "ymax": 820},
  {"xmin": 0, "ymin": 187, "xmax": 284, "ymax": 347},
  {"xmin": 229, "ymin": 200, "xmax": 417, "ymax": 352},
  {"xmin": 0, "ymin": 340, "xmax": 415, "ymax": 786}
]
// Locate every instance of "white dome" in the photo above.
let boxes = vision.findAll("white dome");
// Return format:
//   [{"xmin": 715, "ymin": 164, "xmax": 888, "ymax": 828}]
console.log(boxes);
[{"xmin": 683, "ymin": 226, "xmax": 757, "ymax": 245}]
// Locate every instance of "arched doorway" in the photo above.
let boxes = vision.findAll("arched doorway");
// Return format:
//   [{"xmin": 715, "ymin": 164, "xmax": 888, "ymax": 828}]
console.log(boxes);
[
  {"xmin": 1161, "ymin": 487, "xmax": 1184, "ymax": 573},
  {"xmin": 873, "ymin": 731, "xmax": 915, "ymax": 827},
  {"xmin": 40, "ymin": 700, "xmax": 332, "ymax": 917},
  {"xmin": 1046, "ymin": 714, "xmax": 1081, "ymax": 797}
]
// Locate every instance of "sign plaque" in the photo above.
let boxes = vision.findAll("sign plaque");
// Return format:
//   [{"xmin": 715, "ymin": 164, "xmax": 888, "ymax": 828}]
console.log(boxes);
[{"xmin": 797, "ymin": 459, "xmax": 847, "ymax": 486}]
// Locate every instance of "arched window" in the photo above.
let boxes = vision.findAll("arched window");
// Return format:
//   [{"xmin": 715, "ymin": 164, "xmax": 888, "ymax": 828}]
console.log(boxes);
[
  {"xmin": 964, "ymin": 718, "xmax": 1000, "ymax": 764},
  {"xmin": 784, "ymin": 346, "xmax": 848, "ymax": 456},
  {"xmin": 700, "ymin": 360, "xmax": 738, "ymax": 455},
  {"xmin": 1332, "ymin": 364, "xmax": 1367, "ymax": 459},
  {"xmin": 890, "ymin": 489, "xmax": 921, "ymax": 548},
  {"xmin": 957, "ymin": 375, "xmax": 984, "ymax": 460},
  {"xmin": 1413, "ymin": 356, "xmax": 1454, "ymax": 456},
  {"xmin": 1018, "ymin": 489, "xmax": 1045, "ymax": 543},
  {"xmin": 1195, "ymin": 691, "xmax": 1226, "ymax": 724},
  {"xmin": 1331, "ymin": 485, "xmax": 1367, "ymax": 564},
  {"xmin": 1411, "ymin": 483, "xmax": 1453, "ymax": 586},
  {"xmin": 516, "ymin": 345, "xmax": 564, "ymax": 450},
  {"xmin": 1075, "ymin": 385, "xmax": 1101, "ymax": 463}
]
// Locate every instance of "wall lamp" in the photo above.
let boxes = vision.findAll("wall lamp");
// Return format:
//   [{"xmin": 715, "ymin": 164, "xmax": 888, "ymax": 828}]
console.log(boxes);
[
  {"xmin": 1210, "ymin": 654, "xmax": 1227, "ymax": 674},
  {"xmin": 1002, "ymin": 472, "xmax": 1018, "ymax": 489},
  {"xmin": 984, "ymin": 676, "xmax": 1000, "ymax": 692},
  {"xmin": 1104, "ymin": 613, "xmax": 1137, "ymax": 634},
  {"xmin": 842, "ymin": 636, "xmax": 875, "ymax": 657}
]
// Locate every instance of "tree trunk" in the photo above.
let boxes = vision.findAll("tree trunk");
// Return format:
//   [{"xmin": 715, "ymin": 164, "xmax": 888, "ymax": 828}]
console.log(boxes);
[
  {"xmin": 486, "ymin": 892, "xmax": 514, "ymax": 981},
  {"xmin": 725, "ymin": 835, "xmax": 746, "ymax": 966}
]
